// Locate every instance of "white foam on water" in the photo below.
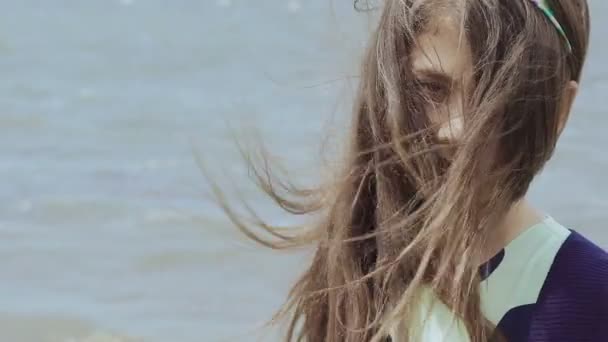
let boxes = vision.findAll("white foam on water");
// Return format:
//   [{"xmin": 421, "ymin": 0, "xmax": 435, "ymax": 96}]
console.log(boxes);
[
  {"xmin": 143, "ymin": 159, "xmax": 180, "ymax": 170},
  {"xmin": 143, "ymin": 208, "xmax": 188, "ymax": 223},
  {"xmin": 287, "ymin": 0, "xmax": 302, "ymax": 13},
  {"xmin": 78, "ymin": 87, "xmax": 97, "ymax": 100},
  {"xmin": 15, "ymin": 199, "xmax": 33, "ymax": 214},
  {"xmin": 216, "ymin": 0, "xmax": 232, "ymax": 7}
]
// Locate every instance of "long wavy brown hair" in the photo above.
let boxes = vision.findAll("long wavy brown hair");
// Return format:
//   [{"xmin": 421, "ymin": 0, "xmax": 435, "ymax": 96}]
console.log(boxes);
[{"xmin": 210, "ymin": 0, "xmax": 590, "ymax": 341}]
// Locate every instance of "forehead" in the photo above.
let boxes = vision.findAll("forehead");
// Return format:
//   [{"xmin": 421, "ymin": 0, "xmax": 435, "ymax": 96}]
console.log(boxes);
[{"xmin": 410, "ymin": 15, "xmax": 473, "ymax": 81}]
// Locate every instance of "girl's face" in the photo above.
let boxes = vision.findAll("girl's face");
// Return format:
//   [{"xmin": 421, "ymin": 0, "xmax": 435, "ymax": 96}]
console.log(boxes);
[
  {"xmin": 411, "ymin": 15, "xmax": 473, "ymax": 143},
  {"xmin": 411, "ymin": 13, "xmax": 578, "ymax": 145}
]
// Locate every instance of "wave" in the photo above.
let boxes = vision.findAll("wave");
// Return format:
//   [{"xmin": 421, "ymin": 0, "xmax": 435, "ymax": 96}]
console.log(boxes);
[{"xmin": 0, "ymin": 313, "xmax": 143, "ymax": 342}]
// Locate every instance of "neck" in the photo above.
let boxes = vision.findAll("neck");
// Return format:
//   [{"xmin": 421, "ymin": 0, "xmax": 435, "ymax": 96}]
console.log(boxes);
[{"xmin": 481, "ymin": 198, "xmax": 544, "ymax": 263}]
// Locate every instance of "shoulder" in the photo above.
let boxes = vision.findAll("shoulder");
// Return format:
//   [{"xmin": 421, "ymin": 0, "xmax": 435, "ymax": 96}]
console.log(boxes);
[
  {"xmin": 539, "ymin": 230, "xmax": 608, "ymax": 310},
  {"xmin": 529, "ymin": 230, "xmax": 608, "ymax": 341},
  {"xmin": 542, "ymin": 230, "xmax": 608, "ymax": 297}
]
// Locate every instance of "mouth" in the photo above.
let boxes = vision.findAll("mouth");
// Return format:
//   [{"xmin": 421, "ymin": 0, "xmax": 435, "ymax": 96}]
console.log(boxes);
[
  {"xmin": 436, "ymin": 116, "xmax": 464, "ymax": 142},
  {"xmin": 437, "ymin": 143, "xmax": 457, "ymax": 161}
]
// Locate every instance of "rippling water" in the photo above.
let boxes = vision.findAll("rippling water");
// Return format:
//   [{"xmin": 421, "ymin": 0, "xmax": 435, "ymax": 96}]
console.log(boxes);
[{"xmin": 1, "ymin": 1, "xmax": 607, "ymax": 341}]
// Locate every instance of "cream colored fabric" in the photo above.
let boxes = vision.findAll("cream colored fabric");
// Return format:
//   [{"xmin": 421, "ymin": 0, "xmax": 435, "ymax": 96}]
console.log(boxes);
[{"xmin": 389, "ymin": 217, "xmax": 570, "ymax": 342}]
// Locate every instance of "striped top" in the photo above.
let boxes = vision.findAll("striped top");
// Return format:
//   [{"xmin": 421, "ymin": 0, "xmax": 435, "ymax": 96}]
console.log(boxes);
[{"xmin": 390, "ymin": 217, "xmax": 608, "ymax": 341}]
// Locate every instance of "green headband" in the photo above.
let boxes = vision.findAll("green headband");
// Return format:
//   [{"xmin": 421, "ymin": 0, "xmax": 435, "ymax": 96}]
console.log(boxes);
[{"xmin": 530, "ymin": 0, "xmax": 573, "ymax": 52}]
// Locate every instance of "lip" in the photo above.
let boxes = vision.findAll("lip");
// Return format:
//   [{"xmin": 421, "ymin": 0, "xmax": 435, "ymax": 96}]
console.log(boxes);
[
  {"xmin": 436, "ymin": 116, "xmax": 464, "ymax": 142},
  {"xmin": 436, "ymin": 143, "xmax": 457, "ymax": 161}
]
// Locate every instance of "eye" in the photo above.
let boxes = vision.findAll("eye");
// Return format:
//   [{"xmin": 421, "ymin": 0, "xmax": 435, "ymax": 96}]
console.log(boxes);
[{"xmin": 419, "ymin": 80, "xmax": 449, "ymax": 103}]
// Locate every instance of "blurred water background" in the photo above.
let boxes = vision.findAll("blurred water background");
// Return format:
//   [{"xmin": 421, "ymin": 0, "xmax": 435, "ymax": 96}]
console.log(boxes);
[{"xmin": 0, "ymin": 0, "xmax": 607, "ymax": 341}]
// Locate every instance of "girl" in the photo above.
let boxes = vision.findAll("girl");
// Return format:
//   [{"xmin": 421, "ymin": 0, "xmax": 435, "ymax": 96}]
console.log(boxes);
[{"xmin": 217, "ymin": 0, "xmax": 607, "ymax": 341}]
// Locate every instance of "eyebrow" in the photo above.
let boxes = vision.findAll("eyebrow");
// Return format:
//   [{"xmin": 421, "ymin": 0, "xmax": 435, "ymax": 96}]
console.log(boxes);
[{"xmin": 412, "ymin": 68, "xmax": 455, "ymax": 85}]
